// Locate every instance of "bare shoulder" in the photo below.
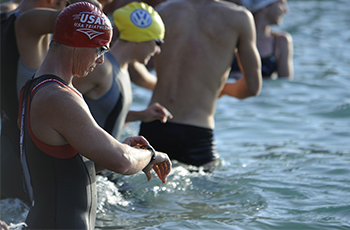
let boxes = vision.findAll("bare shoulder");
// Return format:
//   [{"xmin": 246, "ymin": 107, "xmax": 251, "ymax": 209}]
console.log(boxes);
[
  {"xmin": 276, "ymin": 31, "xmax": 293, "ymax": 43},
  {"xmin": 29, "ymin": 81, "xmax": 94, "ymax": 145},
  {"xmin": 155, "ymin": 0, "xmax": 194, "ymax": 21},
  {"xmin": 157, "ymin": 0, "xmax": 249, "ymax": 14},
  {"xmin": 30, "ymin": 78, "xmax": 117, "ymax": 152},
  {"xmin": 32, "ymin": 82, "xmax": 88, "ymax": 118},
  {"xmin": 30, "ymin": 80, "xmax": 89, "ymax": 122},
  {"xmin": 156, "ymin": 0, "xmax": 253, "ymax": 30},
  {"xmin": 211, "ymin": 1, "xmax": 254, "ymax": 28},
  {"xmin": 155, "ymin": 0, "xmax": 196, "ymax": 36},
  {"xmin": 275, "ymin": 31, "xmax": 293, "ymax": 50}
]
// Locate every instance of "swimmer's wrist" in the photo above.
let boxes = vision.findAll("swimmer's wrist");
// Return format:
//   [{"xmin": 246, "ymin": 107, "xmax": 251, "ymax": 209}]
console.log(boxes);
[{"xmin": 140, "ymin": 144, "xmax": 156, "ymax": 164}]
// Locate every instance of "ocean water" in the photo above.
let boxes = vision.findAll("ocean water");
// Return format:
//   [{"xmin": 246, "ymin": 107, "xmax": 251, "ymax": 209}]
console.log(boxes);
[{"xmin": 1, "ymin": 0, "xmax": 350, "ymax": 229}]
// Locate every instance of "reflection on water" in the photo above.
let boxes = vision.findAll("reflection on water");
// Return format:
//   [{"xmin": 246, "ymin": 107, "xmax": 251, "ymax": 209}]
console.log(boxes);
[{"xmin": 1, "ymin": 0, "xmax": 350, "ymax": 229}]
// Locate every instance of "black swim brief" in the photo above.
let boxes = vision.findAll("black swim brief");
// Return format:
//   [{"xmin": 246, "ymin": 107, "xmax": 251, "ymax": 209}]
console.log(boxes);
[{"xmin": 139, "ymin": 120, "xmax": 219, "ymax": 167}]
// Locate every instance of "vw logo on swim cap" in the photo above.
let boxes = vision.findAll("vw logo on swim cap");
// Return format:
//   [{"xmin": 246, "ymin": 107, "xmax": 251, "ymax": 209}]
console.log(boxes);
[{"xmin": 130, "ymin": 9, "xmax": 152, "ymax": 28}]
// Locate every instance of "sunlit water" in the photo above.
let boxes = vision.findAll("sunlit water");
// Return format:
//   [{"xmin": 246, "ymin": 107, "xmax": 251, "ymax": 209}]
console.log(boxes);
[{"xmin": 1, "ymin": 0, "xmax": 350, "ymax": 229}]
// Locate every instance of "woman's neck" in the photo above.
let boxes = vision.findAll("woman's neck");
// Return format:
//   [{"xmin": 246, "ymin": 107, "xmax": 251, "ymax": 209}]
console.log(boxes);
[{"xmin": 110, "ymin": 40, "xmax": 134, "ymax": 73}]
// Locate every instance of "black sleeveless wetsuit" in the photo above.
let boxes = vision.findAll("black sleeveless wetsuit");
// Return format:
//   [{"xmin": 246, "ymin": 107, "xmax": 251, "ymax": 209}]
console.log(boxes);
[{"xmin": 19, "ymin": 75, "xmax": 97, "ymax": 229}]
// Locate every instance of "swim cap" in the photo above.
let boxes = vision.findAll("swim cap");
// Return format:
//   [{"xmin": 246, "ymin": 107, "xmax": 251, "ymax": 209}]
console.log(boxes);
[
  {"xmin": 53, "ymin": 2, "xmax": 112, "ymax": 48},
  {"xmin": 241, "ymin": 0, "xmax": 279, "ymax": 13},
  {"xmin": 113, "ymin": 2, "xmax": 165, "ymax": 43}
]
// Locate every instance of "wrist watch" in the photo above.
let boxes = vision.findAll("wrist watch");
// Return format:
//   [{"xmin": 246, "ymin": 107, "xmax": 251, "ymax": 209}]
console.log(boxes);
[{"xmin": 140, "ymin": 144, "xmax": 156, "ymax": 164}]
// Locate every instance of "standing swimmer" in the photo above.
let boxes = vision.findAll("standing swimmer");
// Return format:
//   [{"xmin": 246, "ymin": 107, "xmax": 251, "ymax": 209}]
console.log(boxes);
[
  {"xmin": 19, "ymin": 3, "xmax": 171, "ymax": 228},
  {"xmin": 139, "ymin": 0, "xmax": 262, "ymax": 172}
]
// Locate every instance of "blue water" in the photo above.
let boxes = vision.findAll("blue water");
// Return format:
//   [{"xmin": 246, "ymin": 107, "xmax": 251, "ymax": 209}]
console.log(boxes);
[{"xmin": 1, "ymin": 0, "xmax": 350, "ymax": 229}]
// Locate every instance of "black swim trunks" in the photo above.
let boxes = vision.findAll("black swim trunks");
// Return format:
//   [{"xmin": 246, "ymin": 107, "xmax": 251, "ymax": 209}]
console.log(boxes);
[{"xmin": 139, "ymin": 120, "xmax": 219, "ymax": 167}]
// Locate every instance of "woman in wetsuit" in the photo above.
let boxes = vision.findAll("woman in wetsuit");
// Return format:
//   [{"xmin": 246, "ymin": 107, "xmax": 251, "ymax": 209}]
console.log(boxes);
[
  {"xmin": 19, "ymin": 3, "xmax": 172, "ymax": 229},
  {"xmin": 230, "ymin": 0, "xmax": 293, "ymax": 80}
]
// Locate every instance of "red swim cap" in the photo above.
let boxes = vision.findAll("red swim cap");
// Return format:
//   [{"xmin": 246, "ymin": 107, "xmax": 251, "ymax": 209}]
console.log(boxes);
[{"xmin": 53, "ymin": 2, "xmax": 112, "ymax": 48}]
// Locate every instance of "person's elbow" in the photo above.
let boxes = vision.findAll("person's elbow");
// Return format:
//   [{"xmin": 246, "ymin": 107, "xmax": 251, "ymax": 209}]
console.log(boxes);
[
  {"xmin": 248, "ymin": 83, "xmax": 261, "ymax": 97},
  {"xmin": 246, "ymin": 75, "xmax": 262, "ymax": 97}
]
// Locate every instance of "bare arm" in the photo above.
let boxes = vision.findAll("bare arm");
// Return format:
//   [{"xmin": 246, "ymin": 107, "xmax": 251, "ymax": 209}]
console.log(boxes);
[
  {"xmin": 126, "ymin": 102, "xmax": 173, "ymax": 123},
  {"xmin": 129, "ymin": 62, "xmax": 157, "ymax": 90},
  {"xmin": 221, "ymin": 10, "xmax": 262, "ymax": 99},
  {"xmin": 30, "ymin": 85, "xmax": 171, "ymax": 181},
  {"xmin": 15, "ymin": 9, "xmax": 61, "ymax": 70},
  {"xmin": 276, "ymin": 32, "xmax": 294, "ymax": 80},
  {"xmin": 16, "ymin": 8, "xmax": 60, "ymax": 36}
]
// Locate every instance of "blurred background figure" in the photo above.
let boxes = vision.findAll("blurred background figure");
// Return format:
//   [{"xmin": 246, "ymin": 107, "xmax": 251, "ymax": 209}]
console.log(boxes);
[{"xmin": 229, "ymin": 0, "xmax": 293, "ymax": 80}]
